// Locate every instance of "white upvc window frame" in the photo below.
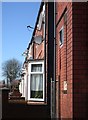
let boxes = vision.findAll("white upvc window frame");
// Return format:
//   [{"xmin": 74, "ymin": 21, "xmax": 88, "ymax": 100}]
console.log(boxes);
[
  {"xmin": 59, "ymin": 26, "xmax": 64, "ymax": 47},
  {"xmin": 28, "ymin": 61, "xmax": 44, "ymax": 101}
]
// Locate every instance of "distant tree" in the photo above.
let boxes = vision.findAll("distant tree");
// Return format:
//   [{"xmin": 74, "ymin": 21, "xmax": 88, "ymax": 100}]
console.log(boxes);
[{"xmin": 2, "ymin": 58, "xmax": 22, "ymax": 86}]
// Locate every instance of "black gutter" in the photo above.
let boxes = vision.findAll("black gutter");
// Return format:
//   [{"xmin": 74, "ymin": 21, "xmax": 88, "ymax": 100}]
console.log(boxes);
[
  {"xmin": 44, "ymin": 2, "xmax": 46, "ymax": 103},
  {"xmin": 53, "ymin": 1, "xmax": 56, "ymax": 118},
  {"xmin": 47, "ymin": 2, "xmax": 54, "ymax": 118}
]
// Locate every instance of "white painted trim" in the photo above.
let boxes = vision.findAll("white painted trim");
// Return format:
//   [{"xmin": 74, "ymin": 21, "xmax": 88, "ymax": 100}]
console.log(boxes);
[{"xmin": 28, "ymin": 61, "xmax": 44, "ymax": 101}]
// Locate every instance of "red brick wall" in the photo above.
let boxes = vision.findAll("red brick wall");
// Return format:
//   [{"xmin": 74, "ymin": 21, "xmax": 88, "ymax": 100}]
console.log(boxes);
[
  {"xmin": 33, "ymin": 8, "xmax": 45, "ymax": 60},
  {"xmin": 73, "ymin": 2, "xmax": 88, "ymax": 119},
  {"xmin": 56, "ymin": 2, "xmax": 73, "ymax": 119},
  {"xmin": 34, "ymin": 42, "xmax": 44, "ymax": 59}
]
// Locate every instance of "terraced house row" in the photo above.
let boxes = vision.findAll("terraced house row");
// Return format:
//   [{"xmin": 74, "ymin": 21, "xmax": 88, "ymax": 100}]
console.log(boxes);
[{"xmin": 19, "ymin": 1, "xmax": 88, "ymax": 119}]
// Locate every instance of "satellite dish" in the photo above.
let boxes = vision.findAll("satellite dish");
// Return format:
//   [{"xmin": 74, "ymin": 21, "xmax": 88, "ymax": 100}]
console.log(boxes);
[{"xmin": 33, "ymin": 35, "xmax": 43, "ymax": 44}]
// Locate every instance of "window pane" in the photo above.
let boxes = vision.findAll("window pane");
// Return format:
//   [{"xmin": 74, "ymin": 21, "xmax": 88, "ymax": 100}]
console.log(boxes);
[
  {"xmin": 60, "ymin": 28, "xmax": 64, "ymax": 45},
  {"xmin": 30, "ymin": 74, "xmax": 43, "ymax": 98},
  {"xmin": 60, "ymin": 30, "xmax": 62, "ymax": 43},
  {"xmin": 31, "ymin": 64, "xmax": 42, "ymax": 72}
]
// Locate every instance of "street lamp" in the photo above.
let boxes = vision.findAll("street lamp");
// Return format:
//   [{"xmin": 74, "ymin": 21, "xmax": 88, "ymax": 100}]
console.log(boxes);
[
  {"xmin": 27, "ymin": 25, "xmax": 40, "ymax": 31},
  {"xmin": 27, "ymin": 25, "xmax": 35, "ymax": 30}
]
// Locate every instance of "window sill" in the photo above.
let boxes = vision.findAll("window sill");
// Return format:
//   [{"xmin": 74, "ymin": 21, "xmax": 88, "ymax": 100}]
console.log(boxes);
[
  {"xmin": 27, "ymin": 101, "xmax": 47, "ymax": 105},
  {"xmin": 60, "ymin": 44, "xmax": 63, "ymax": 48}
]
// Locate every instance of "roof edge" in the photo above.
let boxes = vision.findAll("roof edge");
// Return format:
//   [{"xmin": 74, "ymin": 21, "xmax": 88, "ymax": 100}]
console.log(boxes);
[{"xmin": 27, "ymin": 2, "xmax": 44, "ymax": 50}]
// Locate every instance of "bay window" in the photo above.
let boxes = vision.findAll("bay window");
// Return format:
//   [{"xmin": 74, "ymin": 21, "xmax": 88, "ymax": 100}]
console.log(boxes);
[{"xmin": 28, "ymin": 61, "xmax": 44, "ymax": 101}]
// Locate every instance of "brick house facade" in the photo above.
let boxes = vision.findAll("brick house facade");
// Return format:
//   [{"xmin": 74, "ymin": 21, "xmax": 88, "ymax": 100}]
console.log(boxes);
[
  {"xmin": 19, "ymin": 1, "xmax": 88, "ymax": 119},
  {"xmin": 56, "ymin": 2, "xmax": 73, "ymax": 118}
]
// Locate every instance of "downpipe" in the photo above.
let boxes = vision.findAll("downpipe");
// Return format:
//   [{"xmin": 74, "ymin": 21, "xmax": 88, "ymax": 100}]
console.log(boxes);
[{"xmin": 50, "ymin": 1, "xmax": 56, "ymax": 119}]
